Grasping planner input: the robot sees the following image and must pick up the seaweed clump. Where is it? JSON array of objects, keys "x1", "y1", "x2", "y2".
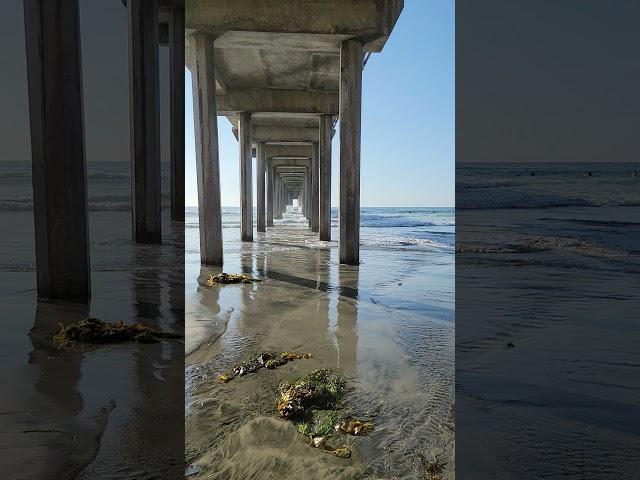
[
  {"x1": 217, "y1": 351, "x2": 312, "y2": 383},
  {"x1": 307, "y1": 437, "x2": 352, "y2": 458},
  {"x1": 335, "y1": 418, "x2": 374, "y2": 436},
  {"x1": 414, "y1": 452, "x2": 447, "y2": 480},
  {"x1": 276, "y1": 369, "x2": 346, "y2": 419},
  {"x1": 54, "y1": 317, "x2": 181, "y2": 346},
  {"x1": 206, "y1": 273, "x2": 261, "y2": 286},
  {"x1": 278, "y1": 369, "x2": 375, "y2": 460}
]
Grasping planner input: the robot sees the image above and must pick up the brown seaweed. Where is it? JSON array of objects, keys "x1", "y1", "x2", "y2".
[
  {"x1": 206, "y1": 273, "x2": 261, "y2": 286},
  {"x1": 276, "y1": 369, "x2": 346, "y2": 419},
  {"x1": 218, "y1": 351, "x2": 312, "y2": 383},
  {"x1": 53, "y1": 317, "x2": 181, "y2": 346},
  {"x1": 335, "y1": 418, "x2": 374, "y2": 436}
]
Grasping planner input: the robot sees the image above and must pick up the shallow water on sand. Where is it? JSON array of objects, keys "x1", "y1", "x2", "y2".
[
  {"x1": 0, "y1": 161, "x2": 184, "y2": 479},
  {"x1": 185, "y1": 208, "x2": 455, "y2": 479}
]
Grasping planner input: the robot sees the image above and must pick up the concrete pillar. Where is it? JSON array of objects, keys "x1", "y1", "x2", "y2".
[
  {"x1": 274, "y1": 172, "x2": 282, "y2": 220},
  {"x1": 191, "y1": 33, "x2": 223, "y2": 266},
  {"x1": 128, "y1": 0, "x2": 161, "y2": 243},
  {"x1": 256, "y1": 142, "x2": 266, "y2": 232},
  {"x1": 305, "y1": 167, "x2": 312, "y2": 226},
  {"x1": 281, "y1": 182, "x2": 287, "y2": 214},
  {"x1": 267, "y1": 163, "x2": 274, "y2": 227},
  {"x1": 311, "y1": 142, "x2": 320, "y2": 232},
  {"x1": 319, "y1": 115, "x2": 332, "y2": 241},
  {"x1": 169, "y1": 7, "x2": 185, "y2": 222},
  {"x1": 239, "y1": 112, "x2": 253, "y2": 241},
  {"x1": 24, "y1": 0, "x2": 90, "y2": 302},
  {"x1": 339, "y1": 40, "x2": 363, "y2": 265}
]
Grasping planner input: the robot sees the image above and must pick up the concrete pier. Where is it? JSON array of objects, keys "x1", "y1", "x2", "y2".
[
  {"x1": 190, "y1": 33, "x2": 224, "y2": 266},
  {"x1": 339, "y1": 39, "x2": 363, "y2": 265},
  {"x1": 128, "y1": 0, "x2": 162, "y2": 244},
  {"x1": 319, "y1": 114, "x2": 332, "y2": 241},
  {"x1": 306, "y1": 167, "x2": 312, "y2": 225},
  {"x1": 267, "y1": 164, "x2": 274, "y2": 227},
  {"x1": 169, "y1": 6, "x2": 185, "y2": 222},
  {"x1": 239, "y1": 112, "x2": 253, "y2": 241},
  {"x1": 24, "y1": 0, "x2": 90, "y2": 302},
  {"x1": 311, "y1": 142, "x2": 320, "y2": 232},
  {"x1": 256, "y1": 142, "x2": 266, "y2": 232},
  {"x1": 274, "y1": 172, "x2": 282, "y2": 219},
  {"x1": 186, "y1": 0, "x2": 403, "y2": 263}
]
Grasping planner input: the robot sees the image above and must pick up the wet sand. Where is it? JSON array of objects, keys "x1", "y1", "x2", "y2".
[
  {"x1": 0, "y1": 209, "x2": 185, "y2": 479},
  {"x1": 185, "y1": 210, "x2": 455, "y2": 479}
]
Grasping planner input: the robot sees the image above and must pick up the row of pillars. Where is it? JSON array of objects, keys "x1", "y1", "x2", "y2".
[
  {"x1": 193, "y1": 35, "x2": 363, "y2": 266},
  {"x1": 23, "y1": 0, "x2": 185, "y2": 302}
]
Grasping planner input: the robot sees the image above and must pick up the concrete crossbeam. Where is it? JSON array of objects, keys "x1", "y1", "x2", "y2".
[
  {"x1": 186, "y1": 0, "x2": 404, "y2": 52},
  {"x1": 232, "y1": 125, "x2": 322, "y2": 143},
  {"x1": 264, "y1": 144, "x2": 313, "y2": 158},
  {"x1": 217, "y1": 88, "x2": 338, "y2": 114}
]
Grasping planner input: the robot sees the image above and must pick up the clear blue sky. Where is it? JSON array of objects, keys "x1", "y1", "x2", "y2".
[{"x1": 185, "y1": 1, "x2": 454, "y2": 207}]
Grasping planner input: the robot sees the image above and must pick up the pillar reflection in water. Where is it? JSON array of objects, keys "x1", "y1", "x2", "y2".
[{"x1": 336, "y1": 265, "x2": 359, "y2": 378}]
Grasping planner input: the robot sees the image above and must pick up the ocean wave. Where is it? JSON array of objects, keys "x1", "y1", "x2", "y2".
[
  {"x1": 0, "y1": 170, "x2": 172, "y2": 180},
  {"x1": 0, "y1": 170, "x2": 31, "y2": 179},
  {"x1": 361, "y1": 237, "x2": 452, "y2": 249},
  {"x1": 457, "y1": 180, "x2": 521, "y2": 190},
  {"x1": 458, "y1": 196, "x2": 640, "y2": 210},
  {"x1": 457, "y1": 234, "x2": 632, "y2": 257}
]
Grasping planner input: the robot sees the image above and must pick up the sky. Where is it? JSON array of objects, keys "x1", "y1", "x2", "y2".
[
  {"x1": 457, "y1": 0, "x2": 640, "y2": 163},
  {"x1": 185, "y1": 1, "x2": 455, "y2": 207}
]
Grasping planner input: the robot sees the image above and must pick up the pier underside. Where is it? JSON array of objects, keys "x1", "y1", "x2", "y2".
[{"x1": 187, "y1": 0, "x2": 403, "y2": 266}]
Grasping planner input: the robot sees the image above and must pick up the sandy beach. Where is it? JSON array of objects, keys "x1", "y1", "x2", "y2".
[
  {"x1": 185, "y1": 207, "x2": 455, "y2": 479},
  {"x1": 0, "y1": 161, "x2": 185, "y2": 479}
]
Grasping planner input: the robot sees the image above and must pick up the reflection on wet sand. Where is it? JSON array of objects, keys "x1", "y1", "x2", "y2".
[
  {"x1": 185, "y1": 210, "x2": 454, "y2": 479},
  {"x1": 336, "y1": 266, "x2": 359, "y2": 379},
  {"x1": 1, "y1": 208, "x2": 184, "y2": 479}
]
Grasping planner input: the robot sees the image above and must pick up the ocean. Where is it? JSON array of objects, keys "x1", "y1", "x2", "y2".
[{"x1": 456, "y1": 162, "x2": 640, "y2": 479}]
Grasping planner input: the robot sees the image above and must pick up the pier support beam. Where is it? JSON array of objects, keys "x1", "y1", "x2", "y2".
[
  {"x1": 169, "y1": 6, "x2": 185, "y2": 222},
  {"x1": 311, "y1": 142, "x2": 320, "y2": 232},
  {"x1": 128, "y1": 0, "x2": 161, "y2": 243},
  {"x1": 319, "y1": 115, "x2": 332, "y2": 241},
  {"x1": 305, "y1": 168, "x2": 312, "y2": 225},
  {"x1": 267, "y1": 164, "x2": 274, "y2": 227},
  {"x1": 299, "y1": 180, "x2": 305, "y2": 217},
  {"x1": 339, "y1": 40, "x2": 363, "y2": 265},
  {"x1": 191, "y1": 33, "x2": 223, "y2": 266},
  {"x1": 274, "y1": 173, "x2": 282, "y2": 219},
  {"x1": 24, "y1": 0, "x2": 90, "y2": 302},
  {"x1": 256, "y1": 142, "x2": 266, "y2": 232},
  {"x1": 239, "y1": 112, "x2": 253, "y2": 241}
]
